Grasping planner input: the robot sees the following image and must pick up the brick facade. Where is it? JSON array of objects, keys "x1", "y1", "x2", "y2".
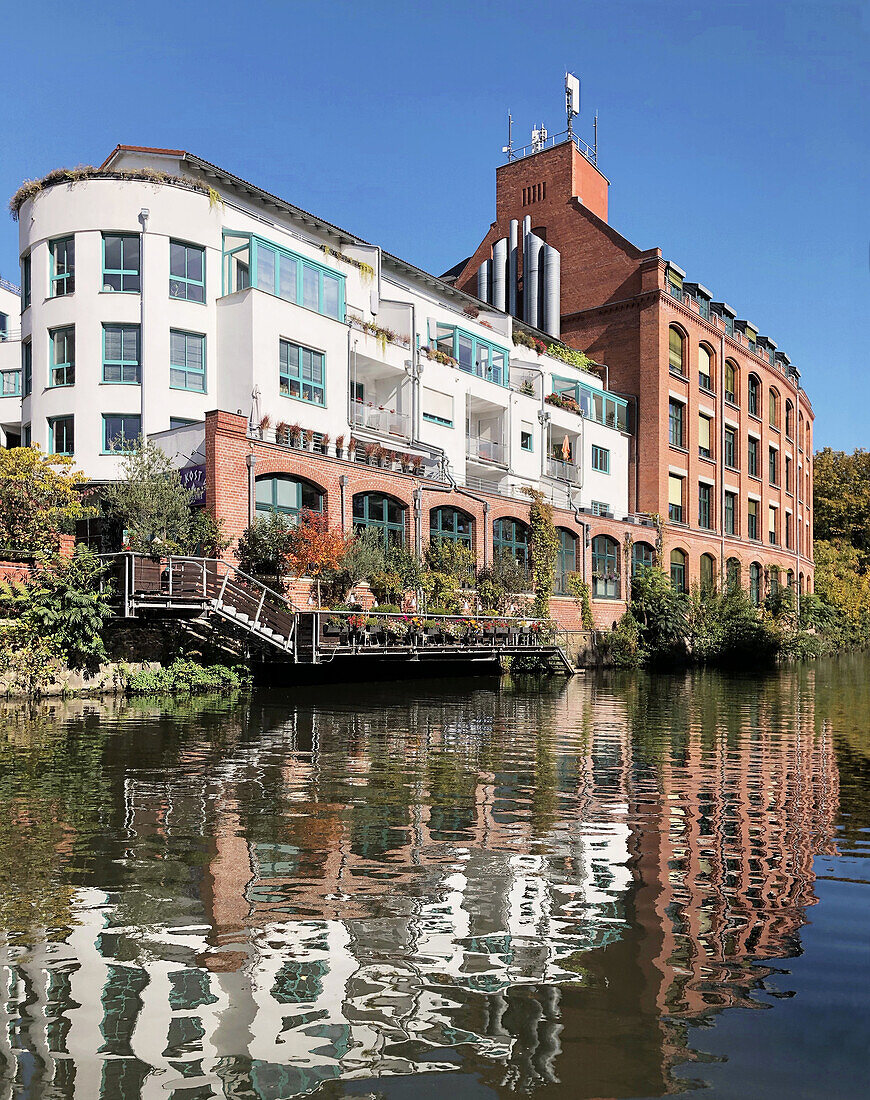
[
  {"x1": 204, "y1": 410, "x2": 644, "y2": 629},
  {"x1": 454, "y1": 141, "x2": 815, "y2": 596}
]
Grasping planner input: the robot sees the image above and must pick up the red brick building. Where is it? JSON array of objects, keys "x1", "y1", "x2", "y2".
[{"x1": 453, "y1": 139, "x2": 814, "y2": 596}]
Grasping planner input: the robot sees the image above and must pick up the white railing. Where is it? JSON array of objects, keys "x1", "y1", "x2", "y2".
[
  {"x1": 352, "y1": 401, "x2": 411, "y2": 439},
  {"x1": 0, "y1": 329, "x2": 21, "y2": 343},
  {"x1": 546, "y1": 457, "x2": 581, "y2": 483},
  {"x1": 466, "y1": 436, "x2": 506, "y2": 465}
]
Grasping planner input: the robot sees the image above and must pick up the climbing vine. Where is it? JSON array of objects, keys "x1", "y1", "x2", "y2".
[
  {"x1": 524, "y1": 489, "x2": 560, "y2": 619},
  {"x1": 566, "y1": 573, "x2": 594, "y2": 629}
]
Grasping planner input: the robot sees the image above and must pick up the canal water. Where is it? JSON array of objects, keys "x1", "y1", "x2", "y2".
[{"x1": 1, "y1": 657, "x2": 868, "y2": 1100}]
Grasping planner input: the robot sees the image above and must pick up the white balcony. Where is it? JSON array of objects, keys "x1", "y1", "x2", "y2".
[
  {"x1": 546, "y1": 457, "x2": 581, "y2": 483},
  {"x1": 466, "y1": 435, "x2": 506, "y2": 466},
  {"x1": 352, "y1": 400, "x2": 411, "y2": 440}
]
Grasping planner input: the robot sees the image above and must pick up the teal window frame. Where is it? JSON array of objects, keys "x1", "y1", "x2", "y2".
[
  {"x1": 255, "y1": 474, "x2": 324, "y2": 520},
  {"x1": 221, "y1": 232, "x2": 345, "y2": 322},
  {"x1": 553, "y1": 376, "x2": 629, "y2": 431},
  {"x1": 668, "y1": 399, "x2": 684, "y2": 448},
  {"x1": 670, "y1": 549, "x2": 687, "y2": 593},
  {"x1": 169, "y1": 240, "x2": 205, "y2": 302},
  {"x1": 102, "y1": 325, "x2": 141, "y2": 384},
  {"x1": 48, "y1": 415, "x2": 74, "y2": 456},
  {"x1": 21, "y1": 254, "x2": 31, "y2": 309},
  {"x1": 631, "y1": 541, "x2": 656, "y2": 576},
  {"x1": 49, "y1": 326, "x2": 75, "y2": 387},
  {"x1": 170, "y1": 330, "x2": 206, "y2": 392},
  {"x1": 1, "y1": 369, "x2": 21, "y2": 396},
  {"x1": 493, "y1": 517, "x2": 530, "y2": 567},
  {"x1": 353, "y1": 492, "x2": 406, "y2": 550},
  {"x1": 279, "y1": 339, "x2": 325, "y2": 406},
  {"x1": 49, "y1": 237, "x2": 75, "y2": 297},
  {"x1": 101, "y1": 234, "x2": 141, "y2": 293},
  {"x1": 429, "y1": 322, "x2": 510, "y2": 388},
  {"x1": 724, "y1": 427, "x2": 737, "y2": 469},
  {"x1": 423, "y1": 411, "x2": 453, "y2": 428},
  {"x1": 592, "y1": 535, "x2": 621, "y2": 599},
  {"x1": 430, "y1": 506, "x2": 473, "y2": 547},
  {"x1": 22, "y1": 341, "x2": 32, "y2": 396},
  {"x1": 591, "y1": 500, "x2": 610, "y2": 516},
  {"x1": 169, "y1": 417, "x2": 200, "y2": 430},
  {"x1": 554, "y1": 527, "x2": 577, "y2": 594},
  {"x1": 520, "y1": 429, "x2": 533, "y2": 452},
  {"x1": 591, "y1": 444, "x2": 610, "y2": 473},
  {"x1": 102, "y1": 414, "x2": 141, "y2": 454},
  {"x1": 724, "y1": 491, "x2": 736, "y2": 535}
]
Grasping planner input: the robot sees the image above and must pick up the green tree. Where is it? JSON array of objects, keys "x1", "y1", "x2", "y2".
[
  {"x1": 813, "y1": 448, "x2": 870, "y2": 555},
  {"x1": 0, "y1": 447, "x2": 93, "y2": 557},
  {"x1": 102, "y1": 440, "x2": 195, "y2": 555},
  {"x1": 236, "y1": 514, "x2": 296, "y2": 590},
  {"x1": 525, "y1": 488, "x2": 560, "y2": 619}
]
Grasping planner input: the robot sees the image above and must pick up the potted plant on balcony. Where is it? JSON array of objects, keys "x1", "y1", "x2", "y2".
[
  {"x1": 348, "y1": 612, "x2": 367, "y2": 643},
  {"x1": 346, "y1": 437, "x2": 356, "y2": 461},
  {"x1": 399, "y1": 452, "x2": 413, "y2": 473},
  {"x1": 364, "y1": 442, "x2": 378, "y2": 466},
  {"x1": 257, "y1": 414, "x2": 271, "y2": 440},
  {"x1": 288, "y1": 422, "x2": 301, "y2": 447},
  {"x1": 300, "y1": 428, "x2": 311, "y2": 451},
  {"x1": 335, "y1": 434, "x2": 345, "y2": 459},
  {"x1": 319, "y1": 433, "x2": 330, "y2": 456},
  {"x1": 381, "y1": 449, "x2": 393, "y2": 469},
  {"x1": 414, "y1": 458, "x2": 425, "y2": 476},
  {"x1": 519, "y1": 379, "x2": 535, "y2": 397}
]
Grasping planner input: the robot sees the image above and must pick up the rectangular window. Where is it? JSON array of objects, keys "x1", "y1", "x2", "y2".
[
  {"x1": 668, "y1": 475, "x2": 683, "y2": 523},
  {"x1": 785, "y1": 455, "x2": 792, "y2": 492},
  {"x1": 103, "y1": 413, "x2": 141, "y2": 452},
  {"x1": 1, "y1": 369, "x2": 21, "y2": 396},
  {"x1": 50, "y1": 237, "x2": 75, "y2": 297},
  {"x1": 102, "y1": 234, "x2": 141, "y2": 292},
  {"x1": 49, "y1": 415, "x2": 74, "y2": 455},
  {"x1": 22, "y1": 424, "x2": 31, "y2": 447},
  {"x1": 669, "y1": 400, "x2": 684, "y2": 448},
  {"x1": 591, "y1": 444, "x2": 610, "y2": 473},
  {"x1": 769, "y1": 446, "x2": 778, "y2": 486},
  {"x1": 724, "y1": 427, "x2": 737, "y2": 468},
  {"x1": 748, "y1": 437, "x2": 759, "y2": 477},
  {"x1": 431, "y1": 323, "x2": 510, "y2": 388},
  {"x1": 279, "y1": 339, "x2": 325, "y2": 405},
  {"x1": 769, "y1": 505, "x2": 778, "y2": 545},
  {"x1": 785, "y1": 512, "x2": 792, "y2": 548},
  {"x1": 747, "y1": 500, "x2": 759, "y2": 540},
  {"x1": 169, "y1": 417, "x2": 199, "y2": 430},
  {"x1": 233, "y1": 234, "x2": 345, "y2": 320},
  {"x1": 724, "y1": 491, "x2": 736, "y2": 535},
  {"x1": 22, "y1": 341, "x2": 32, "y2": 396},
  {"x1": 49, "y1": 326, "x2": 75, "y2": 387},
  {"x1": 169, "y1": 241, "x2": 205, "y2": 302},
  {"x1": 170, "y1": 330, "x2": 206, "y2": 392},
  {"x1": 21, "y1": 254, "x2": 31, "y2": 309},
  {"x1": 591, "y1": 500, "x2": 610, "y2": 516},
  {"x1": 520, "y1": 427, "x2": 533, "y2": 451},
  {"x1": 103, "y1": 325, "x2": 141, "y2": 383},
  {"x1": 421, "y1": 387, "x2": 453, "y2": 427},
  {"x1": 698, "y1": 414, "x2": 712, "y2": 459},
  {"x1": 698, "y1": 483, "x2": 712, "y2": 529}
]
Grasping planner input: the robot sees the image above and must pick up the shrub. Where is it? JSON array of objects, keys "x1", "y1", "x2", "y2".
[
  {"x1": 236, "y1": 515, "x2": 296, "y2": 589},
  {"x1": 126, "y1": 659, "x2": 251, "y2": 695}
]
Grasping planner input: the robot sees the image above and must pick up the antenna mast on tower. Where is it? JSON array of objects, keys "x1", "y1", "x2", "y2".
[{"x1": 502, "y1": 112, "x2": 514, "y2": 161}]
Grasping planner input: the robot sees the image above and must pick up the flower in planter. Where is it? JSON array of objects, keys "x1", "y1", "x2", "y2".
[{"x1": 348, "y1": 613, "x2": 367, "y2": 633}]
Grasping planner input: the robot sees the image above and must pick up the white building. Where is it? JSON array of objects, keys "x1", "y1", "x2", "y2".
[
  {"x1": 10, "y1": 146, "x2": 631, "y2": 517},
  {"x1": 0, "y1": 276, "x2": 22, "y2": 449}
]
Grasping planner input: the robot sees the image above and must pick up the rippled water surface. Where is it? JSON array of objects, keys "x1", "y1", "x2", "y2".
[{"x1": 1, "y1": 658, "x2": 869, "y2": 1099}]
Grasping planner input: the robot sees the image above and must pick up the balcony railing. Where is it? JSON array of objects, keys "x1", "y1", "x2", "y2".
[
  {"x1": 466, "y1": 435, "x2": 506, "y2": 465},
  {"x1": 352, "y1": 401, "x2": 411, "y2": 439},
  {"x1": 0, "y1": 329, "x2": 21, "y2": 343},
  {"x1": 546, "y1": 457, "x2": 581, "y2": 483}
]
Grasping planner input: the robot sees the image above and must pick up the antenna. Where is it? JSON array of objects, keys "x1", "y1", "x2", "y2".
[
  {"x1": 565, "y1": 72, "x2": 580, "y2": 136},
  {"x1": 532, "y1": 124, "x2": 548, "y2": 153},
  {"x1": 502, "y1": 111, "x2": 514, "y2": 161},
  {"x1": 594, "y1": 111, "x2": 598, "y2": 164}
]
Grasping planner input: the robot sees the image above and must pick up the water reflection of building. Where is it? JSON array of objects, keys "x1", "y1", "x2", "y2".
[{"x1": 0, "y1": 678, "x2": 841, "y2": 1099}]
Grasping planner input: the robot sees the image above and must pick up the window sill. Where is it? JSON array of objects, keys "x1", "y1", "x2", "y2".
[
  {"x1": 748, "y1": 412, "x2": 762, "y2": 424},
  {"x1": 669, "y1": 369, "x2": 687, "y2": 381},
  {"x1": 669, "y1": 443, "x2": 689, "y2": 455},
  {"x1": 725, "y1": 463, "x2": 740, "y2": 473},
  {"x1": 748, "y1": 474, "x2": 762, "y2": 483},
  {"x1": 279, "y1": 390, "x2": 326, "y2": 408},
  {"x1": 725, "y1": 397, "x2": 739, "y2": 408},
  {"x1": 169, "y1": 293, "x2": 207, "y2": 305},
  {"x1": 47, "y1": 382, "x2": 75, "y2": 390},
  {"x1": 100, "y1": 380, "x2": 141, "y2": 386},
  {"x1": 698, "y1": 452, "x2": 715, "y2": 464},
  {"x1": 99, "y1": 289, "x2": 141, "y2": 296},
  {"x1": 169, "y1": 385, "x2": 208, "y2": 395},
  {"x1": 699, "y1": 384, "x2": 715, "y2": 396}
]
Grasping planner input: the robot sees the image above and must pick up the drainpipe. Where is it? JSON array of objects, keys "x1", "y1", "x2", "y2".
[
  {"x1": 413, "y1": 486, "x2": 423, "y2": 556},
  {"x1": 246, "y1": 453, "x2": 256, "y2": 525},
  {"x1": 138, "y1": 208, "x2": 149, "y2": 440}
]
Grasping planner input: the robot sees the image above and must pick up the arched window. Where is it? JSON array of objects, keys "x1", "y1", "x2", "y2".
[
  {"x1": 353, "y1": 492, "x2": 406, "y2": 550},
  {"x1": 726, "y1": 557, "x2": 741, "y2": 591},
  {"x1": 255, "y1": 473, "x2": 324, "y2": 520},
  {"x1": 799, "y1": 571, "x2": 805, "y2": 594},
  {"x1": 554, "y1": 528, "x2": 578, "y2": 594},
  {"x1": 700, "y1": 553, "x2": 716, "y2": 594},
  {"x1": 805, "y1": 422, "x2": 811, "y2": 453},
  {"x1": 725, "y1": 359, "x2": 738, "y2": 404},
  {"x1": 632, "y1": 541, "x2": 656, "y2": 576},
  {"x1": 749, "y1": 561, "x2": 762, "y2": 605},
  {"x1": 747, "y1": 374, "x2": 761, "y2": 417},
  {"x1": 698, "y1": 344, "x2": 713, "y2": 391},
  {"x1": 493, "y1": 517, "x2": 530, "y2": 567},
  {"x1": 430, "y1": 506, "x2": 473, "y2": 547},
  {"x1": 769, "y1": 387, "x2": 780, "y2": 429},
  {"x1": 670, "y1": 549, "x2": 687, "y2": 593},
  {"x1": 785, "y1": 400, "x2": 794, "y2": 438},
  {"x1": 668, "y1": 326, "x2": 684, "y2": 375},
  {"x1": 592, "y1": 535, "x2": 620, "y2": 599}
]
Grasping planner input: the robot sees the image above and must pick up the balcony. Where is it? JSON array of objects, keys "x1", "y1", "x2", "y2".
[
  {"x1": 466, "y1": 435, "x2": 506, "y2": 466},
  {"x1": 352, "y1": 400, "x2": 410, "y2": 440},
  {"x1": 546, "y1": 457, "x2": 581, "y2": 484}
]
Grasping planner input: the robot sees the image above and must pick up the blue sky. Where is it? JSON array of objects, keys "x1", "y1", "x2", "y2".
[{"x1": 2, "y1": 0, "x2": 866, "y2": 449}]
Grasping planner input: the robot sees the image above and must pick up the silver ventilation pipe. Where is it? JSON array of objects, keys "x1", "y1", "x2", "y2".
[
  {"x1": 492, "y1": 237, "x2": 507, "y2": 311},
  {"x1": 477, "y1": 259, "x2": 492, "y2": 304},
  {"x1": 508, "y1": 219, "x2": 518, "y2": 317},
  {"x1": 543, "y1": 245, "x2": 561, "y2": 339},
  {"x1": 524, "y1": 232, "x2": 543, "y2": 329}
]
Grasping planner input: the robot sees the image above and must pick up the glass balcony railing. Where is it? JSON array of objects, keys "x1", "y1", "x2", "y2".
[
  {"x1": 466, "y1": 436, "x2": 506, "y2": 465},
  {"x1": 546, "y1": 457, "x2": 580, "y2": 483},
  {"x1": 351, "y1": 401, "x2": 410, "y2": 439}
]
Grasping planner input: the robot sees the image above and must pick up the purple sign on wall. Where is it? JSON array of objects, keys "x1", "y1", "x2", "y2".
[{"x1": 180, "y1": 464, "x2": 206, "y2": 506}]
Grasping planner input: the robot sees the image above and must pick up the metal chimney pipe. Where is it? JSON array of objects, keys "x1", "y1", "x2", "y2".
[
  {"x1": 492, "y1": 238, "x2": 507, "y2": 311},
  {"x1": 524, "y1": 233, "x2": 543, "y2": 329},
  {"x1": 477, "y1": 259, "x2": 492, "y2": 304},
  {"x1": 508, "y1": 219, "x2": 518, "y2": 317},
  {"x1": 543, "y1": 245, "x2": 561, "y2": 338}
]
